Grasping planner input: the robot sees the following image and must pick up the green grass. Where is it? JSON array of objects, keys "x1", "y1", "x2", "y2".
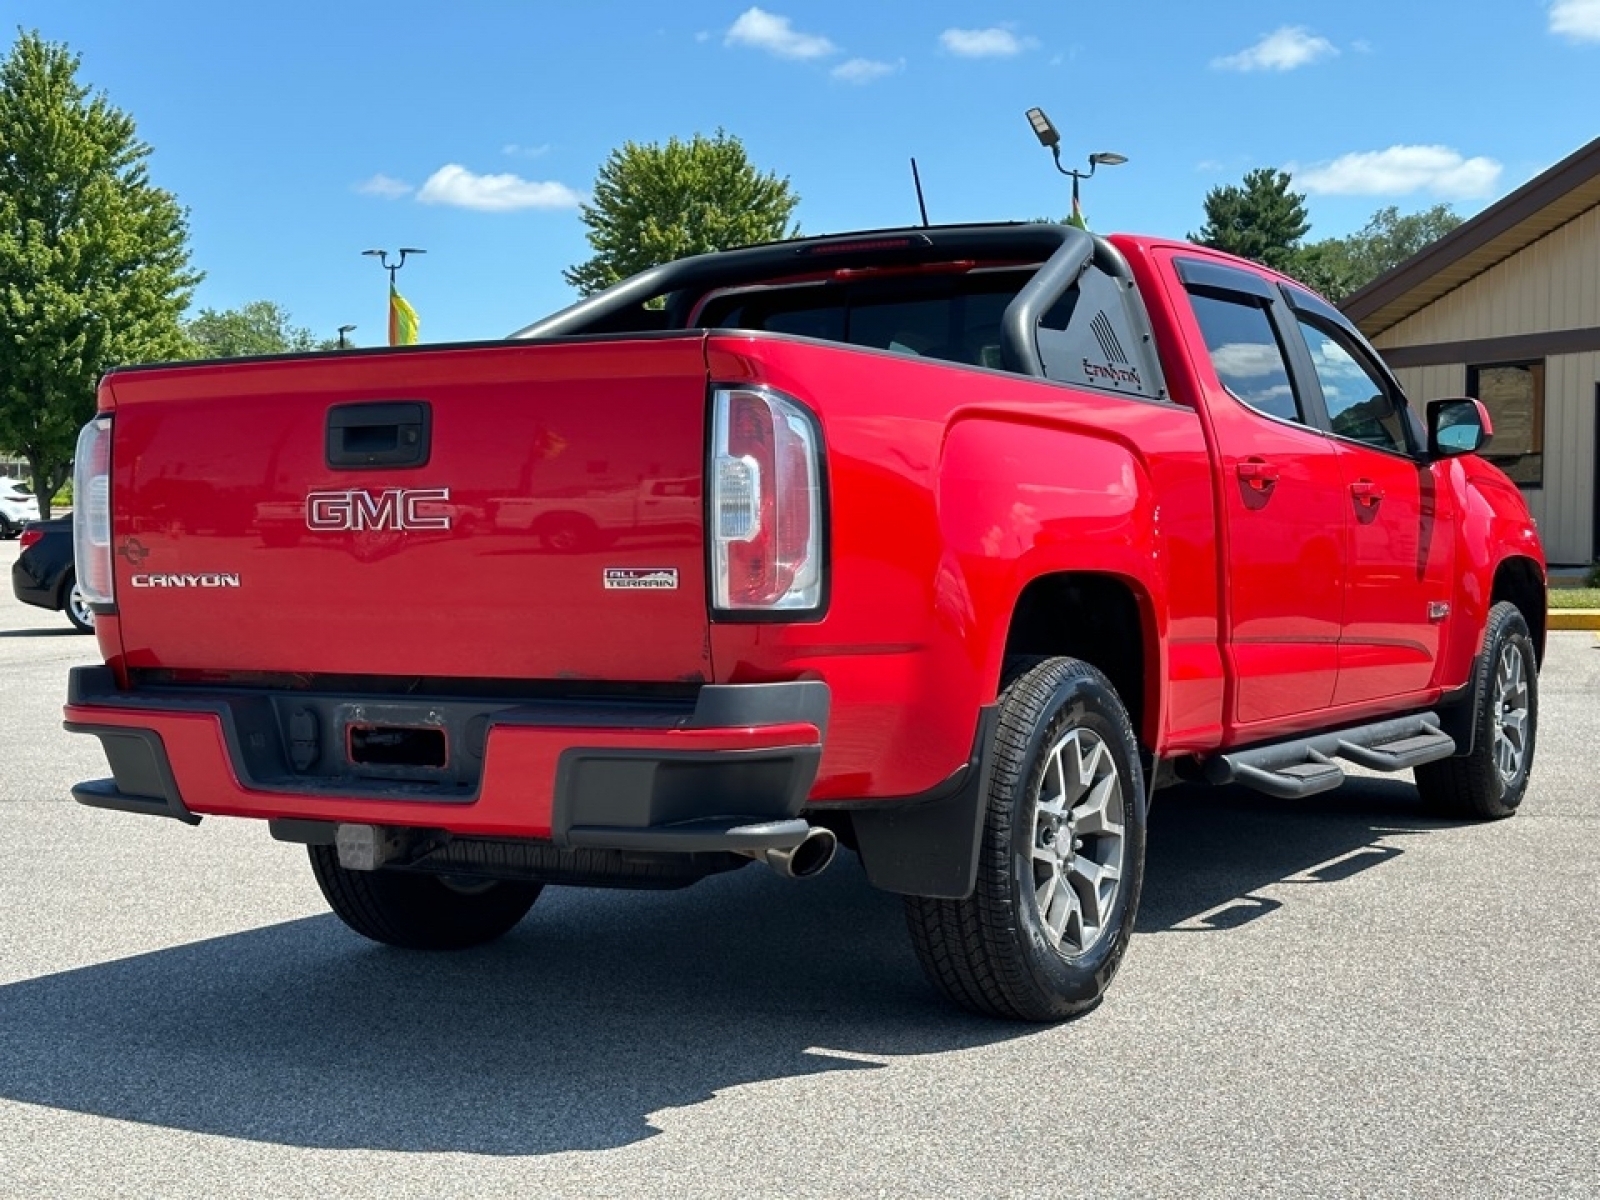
[{"x1": 1550, "y1": 587, "x2": 1600, "y2": 610}]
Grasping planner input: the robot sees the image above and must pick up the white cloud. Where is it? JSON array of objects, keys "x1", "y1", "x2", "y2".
[
  {"x1": 1291, "y1": 145, "x2": 1502, "y2": 198},
  {"x1": 1212, "y1": 26, "x2": 1337, "y2": 71},
  {"x1": 1211, "y1": 343, "x2": 1289, "y2": 379},
  {"x1": 939, "y1": 27, "x2": 1037, "y2": 58},
  {"x1": 1550, "y1": 0, "x2": 1600, "y2": 40},
  {"x1": 355, "y1": 174, "x2": 413, "y2": 199},
  {"x1": 832, "y1": 57, "x2": 900, "y2": 84},
  {"x1": 416, "y1": 165, "x2": 582, "y2": 212},
  {"x1": 501, "y1": 143, "x2": 551, "y2": 159},
  {"x1": 725, "y1": 8, "x2": 836, "y2": 59}
]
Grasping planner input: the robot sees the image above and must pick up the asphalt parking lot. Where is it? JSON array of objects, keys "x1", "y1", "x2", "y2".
[{"x1": 2, "y1": 536, "x2": 1596, "y2": 1199}]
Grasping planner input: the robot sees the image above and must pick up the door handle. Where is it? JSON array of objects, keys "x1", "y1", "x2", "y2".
[
  {"x1": 1236, "y1": 460, "x2": 1279, "y2": 491},
  {"x1": 327, "y1": 401, "x2": 431, "y2": 469},
  {"x1": 1350, "y1": 479, "x2": 1384, "y2": 508}
]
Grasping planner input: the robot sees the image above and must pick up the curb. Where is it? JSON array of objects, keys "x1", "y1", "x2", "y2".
[{"x1": 1549, "y1": 610, "x2": 1600, "y2": 631}]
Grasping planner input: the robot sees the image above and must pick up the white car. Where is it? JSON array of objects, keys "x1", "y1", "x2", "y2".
[{"x1": 0, "y1": 479, "x2": 37, "y2": 539}]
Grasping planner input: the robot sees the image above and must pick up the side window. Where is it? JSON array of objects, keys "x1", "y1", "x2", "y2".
[
  {"x1": 1294, "y1": 317, "x2": 1410, "y2": 455},
  {"x1": 1187, "y1": 292, "x2": 1303, "y2": 423}
]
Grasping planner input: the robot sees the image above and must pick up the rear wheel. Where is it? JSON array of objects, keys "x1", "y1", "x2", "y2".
[
  {"x1": 0, "y1": 514, "x2": 15, "y2": 540},
  {"x1": 1416, "y1": 601, "x2": 1538, "y2": 820},
  {"x1": 63, "y1": 573, "x2": 95, "y2": 634},
  {"x1": 309, "y1": 845, "x2": 542, "y2": 949},
  {"x1": 904, "y1": 657, "x2": 1146, "y2": 1021}
]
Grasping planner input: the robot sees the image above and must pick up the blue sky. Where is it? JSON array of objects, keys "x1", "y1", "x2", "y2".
[{"x1": 10, "y1": 1, "x2": 1600, "y2": 346}]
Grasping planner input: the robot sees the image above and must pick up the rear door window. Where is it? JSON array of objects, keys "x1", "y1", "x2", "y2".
[{"x1": 1187, "y1": 293, "x2": 1304, "y2": 424}]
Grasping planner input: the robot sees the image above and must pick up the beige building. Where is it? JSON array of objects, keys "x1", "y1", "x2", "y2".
[{"x1": 1343, "y1": 137, "x2": 1600, "y2": 567}]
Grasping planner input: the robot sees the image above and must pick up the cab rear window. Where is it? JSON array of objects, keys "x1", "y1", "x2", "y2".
[{"x1": 698, "y1": 271, "x2": 1034, "y2": 370}]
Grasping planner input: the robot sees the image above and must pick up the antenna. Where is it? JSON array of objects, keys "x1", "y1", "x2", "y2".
[{"x1": 910, "y1": 158, "x2": 930, "y2": 227}]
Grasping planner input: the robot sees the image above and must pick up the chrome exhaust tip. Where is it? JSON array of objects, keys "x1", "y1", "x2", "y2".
[{"x1": 757, "y1": 826, "x2": 837, "y2": 880}]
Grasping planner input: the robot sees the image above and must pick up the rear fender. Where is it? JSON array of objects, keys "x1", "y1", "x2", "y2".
[{"x1": 937, "y1": 415, "x2": 1169, "y2": 746}]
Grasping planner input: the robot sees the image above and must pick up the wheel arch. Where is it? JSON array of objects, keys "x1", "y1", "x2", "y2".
[
  {"x1": 1001, "y1": 571, "x2": 1161, "y2": 750},
  {"x1": 1440, "y1": 562, "x2": 1545, "y2": 756},
  {"x1": 1492, "y1": 555, "x2": 1546, "y2": 665}
]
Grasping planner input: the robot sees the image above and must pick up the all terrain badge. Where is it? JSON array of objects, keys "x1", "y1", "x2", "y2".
[{"x1": 603, "y1": 567, "x2": 679, "y2": 590}]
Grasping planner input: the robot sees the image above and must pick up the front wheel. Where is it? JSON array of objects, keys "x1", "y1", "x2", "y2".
[
  {"x1": 309, "y1": 846, "x2": 542, "y2": 950},
  {"x1": 1416, "y1": 601, "x2": 1538, "y2": 820},
  {"x1": 905, "y1": 657, "x2": 1147, "y2": 1021}
]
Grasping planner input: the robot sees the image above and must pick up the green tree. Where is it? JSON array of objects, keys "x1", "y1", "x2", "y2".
[
  {"x1": 564, "y1": 129, "x2": 799, "y2": 297},
  {"x1": 185, "y1": 300, "x2": 331, "y2": 358},
  {"x1": 1190, "y1": 168, "x2": 1313, "y2": 276},
  {"x1": 0, "y1": 31, "x2": 198, "y2": 519},
  {"x1": 1303, "y1": 204, "x2": 1463, "y2": 303}
]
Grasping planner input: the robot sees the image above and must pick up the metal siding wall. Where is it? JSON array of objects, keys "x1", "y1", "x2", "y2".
[
  {"x1": 1394, "y1": 364, "x2": 1465, "y2": 404},
  {"x1": 1372, "y1": 207, "x2": 1600, "y2": 565},
  {"x1": 1373, "y1": 205, "x2": 1600, "y2": 348},
  {"x1": 1544, "y1": 352, "x2": 1598, "y2": 564}
]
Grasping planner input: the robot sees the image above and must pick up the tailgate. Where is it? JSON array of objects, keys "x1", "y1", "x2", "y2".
[{"x1": 105, "y1": 337, "x2": 715, "y2": 682}]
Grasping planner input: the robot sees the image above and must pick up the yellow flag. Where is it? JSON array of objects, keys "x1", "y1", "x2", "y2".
[{"x1": 389, "y1": 284, "x2": 419, "y2": 345}]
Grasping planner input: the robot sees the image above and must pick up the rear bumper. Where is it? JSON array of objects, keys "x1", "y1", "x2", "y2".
[
  {"x1": 63, "y1": 666, "x2": 827, "y2": 852},
  {"x1": 10, "y1": 556, "x2": 60, "y2": 612}
]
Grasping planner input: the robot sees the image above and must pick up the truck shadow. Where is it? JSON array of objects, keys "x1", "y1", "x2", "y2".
[
  {"x1": 1139, "y1": 775, "x2": 1452, "y2": 933},
  {"x1": 0, "y1": 775, "x2": 1447, "y2": 1155},
  {"x1": 0, "y1": 863, "x2": 1012, "y2": 1155}
]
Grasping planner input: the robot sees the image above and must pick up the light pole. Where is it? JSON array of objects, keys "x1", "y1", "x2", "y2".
[
  {"x1": 1024, "y1": 107, "x2": 1127, "y2": 225},
  {"x1": 336, "y1": 324, "x2": 356, "y2": 350},
  {"x1": 361, "y1": 246, "x2": 426, "y2": 288},
  {"x1": 362, "y1": 247, "x2": 425, "y2": 345}
]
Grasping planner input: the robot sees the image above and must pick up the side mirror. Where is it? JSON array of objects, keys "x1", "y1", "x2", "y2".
[{"x1": 1427, "y1": 397, "x2": 1494, "y2": 459}]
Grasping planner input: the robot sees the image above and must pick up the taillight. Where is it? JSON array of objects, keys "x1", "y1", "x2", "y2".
[
  {"x1": 710, "y1": 387, "x2": 823, "y2": 612},
  {"x1": 73, "y1": 415, "x2": 114, "y2": 607},
  {"x1": 18, "y1": 526, "x2": 43, "y2": 552}
]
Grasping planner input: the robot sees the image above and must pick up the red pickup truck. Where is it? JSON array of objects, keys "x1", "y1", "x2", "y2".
[{"x1": 64, "y1": 224, "x2": 1545, "y2": 1021}]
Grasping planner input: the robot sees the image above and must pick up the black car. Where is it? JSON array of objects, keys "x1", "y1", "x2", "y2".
[{"x1": 12, "y1": 517, "x2": 93, "y2": 633}]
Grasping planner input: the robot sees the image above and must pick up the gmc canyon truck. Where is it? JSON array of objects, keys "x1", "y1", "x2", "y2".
[{"x1": 64, "y1": 224, "x2": 1545, "y2": 1021}]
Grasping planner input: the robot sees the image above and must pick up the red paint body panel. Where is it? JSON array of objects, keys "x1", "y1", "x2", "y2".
[
  {"x1": 1329, "y1": 441, "x2": 1458, "y2": 705},
  {"x1": 704, "y1": 334, "x2": 1214, "y2": 796},
  {"x1": 102, "y1": 341, "x2": 715, "y2": 683},
  {"x1": 68, "y1": 230, "x2": 1546, "y2": 847}
]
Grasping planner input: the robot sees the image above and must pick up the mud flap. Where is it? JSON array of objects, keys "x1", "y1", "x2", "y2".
[{"x1": 849, "y1": 707, "x2": 996, "y2": 900}]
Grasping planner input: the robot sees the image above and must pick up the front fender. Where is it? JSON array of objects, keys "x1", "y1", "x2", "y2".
[{"x1": 1439, "y1": 456, "x2": 1546, "y2": 688}]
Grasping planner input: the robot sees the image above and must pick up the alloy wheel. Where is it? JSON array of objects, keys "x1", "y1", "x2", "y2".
[{"x1": 1029, "y1": 728, "x2": 1126, "y2": 958}]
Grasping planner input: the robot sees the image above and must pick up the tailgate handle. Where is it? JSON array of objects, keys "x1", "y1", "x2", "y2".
[{"x1": 326, "y1": 401, "x2": 431, "y2": 469}]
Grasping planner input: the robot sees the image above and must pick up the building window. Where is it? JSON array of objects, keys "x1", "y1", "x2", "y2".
[{"x1": 1467, "y1": 361, "x2": 1543, "y2": 487}]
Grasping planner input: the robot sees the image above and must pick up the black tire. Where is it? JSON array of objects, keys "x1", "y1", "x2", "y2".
[
  {"x1": 905, "y1": 657, "x2": 1147, "y2": 1022},
  {"x1": 309, "y1": 845, "x2": 542, "y2": 950},
  {"x1": 1415, "y1": 601, "x2": 1538, "y2": 820},
  {"x1": 0, "y1": 514, "x2": 15, "y2": 540},
  {"x1": 62, "y1": 572, "x2": 95, "y2": 634}
]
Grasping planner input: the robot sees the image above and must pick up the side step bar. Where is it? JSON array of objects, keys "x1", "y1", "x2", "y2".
[{"x1": 1204, "y1": 713, "x2": 1457, "y2": 799}]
